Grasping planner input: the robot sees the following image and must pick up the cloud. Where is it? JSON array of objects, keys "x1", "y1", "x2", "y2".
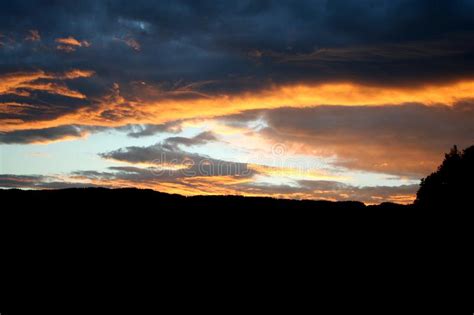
[
  {"x1": 11, "y1": 77, "x2": 474, "y2": 134},
  {"x1": 1, "y1": 1, "x2": 474, "y2": 136},
  {"x1": 100, "y1": 141, "x2": 253, "y2": 179},
  {"x1": 218, "y1": 101, "x2": 474, "y2": 177},
  {"x1": 163, "y1": 131, "x2": 217, "y2": 149},
  {"x1": 115, "y1": 37, "x2": 141, "y2": 51},
  {"x1": 55, "y1": 37, "x2": 87, "y2": 47},
  {"x1": 124, "y1": 122, "x2": 183, "y2": 138},
  {"x1": 0, "y1": 125, "x2": 104, "y2": 144},
  {"x1": 1, "y1": 1, "x2": 474, "y2": 92},
  {"x1": 55, "y1": 36, "x2": 91, "y2": 52},
  {"x1": 25, "y1": 30, "x2": 40, "y2": 42},
  {"x1": 0, "y1": 174, "x2": 107, "y2": 189},
  {"x1": 0, "y1": 69, "x2": 95, "y2": 130},
  {"x1": 0, "y1": 69, "x2": 94, "y2": 98},
  {"x1": 0, "y1": 174, "x2": 47, "y2": 188},
  {"x1": 279, "y1": 42, "x2": 468, "y2": 63}
]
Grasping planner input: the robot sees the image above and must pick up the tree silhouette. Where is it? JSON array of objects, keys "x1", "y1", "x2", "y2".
[{"x1": 416, "y1": 145, "x2": 474, "y2": 209}]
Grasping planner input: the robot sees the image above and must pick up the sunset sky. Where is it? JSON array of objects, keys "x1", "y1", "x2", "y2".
[{"x1": 2, "y1": 0, "x2": 474, "y2": 204}]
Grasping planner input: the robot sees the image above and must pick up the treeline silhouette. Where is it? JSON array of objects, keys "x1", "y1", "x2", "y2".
[
  {"x1": 1, "y1": 145, "x2": 472, "y2": 209},
  {"x1": 415, "y1": 144, "x2": 474, "y2": 209}
]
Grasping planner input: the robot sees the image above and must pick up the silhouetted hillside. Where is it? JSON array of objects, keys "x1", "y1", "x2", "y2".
[{"x1": 1, "y1": 188, "x2": 387, "y2": 210}]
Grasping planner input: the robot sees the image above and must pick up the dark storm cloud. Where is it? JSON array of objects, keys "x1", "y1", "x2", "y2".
[
  {"x1": 107, "y1": 0, "x2": 474, "y2": 89},
  {"x1": 2, "y1": 0, "x2": 474, "y2": 95},
  {"x1": 0, "y1": 125, "x2": 104, "y2": 144}
]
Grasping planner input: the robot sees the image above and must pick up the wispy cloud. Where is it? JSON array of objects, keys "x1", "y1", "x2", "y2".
[
  {"x1": 25, "y1": 29, "x2": 40, "y2": 42},
  {"x1": 0, "y1": 69, "x2": 94, "y2": 99},
  {"x1": 0, "y1": 125, "x2": 104, "y2": 144},
  {"x1": 55, "y1": 36, "x2": 91, "y2": 52}
]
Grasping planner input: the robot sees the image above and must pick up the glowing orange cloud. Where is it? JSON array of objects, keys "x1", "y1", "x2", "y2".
[
  {"x1": 129, "y1": 79, "x2": 474, "y2": 124},
  {"x1": 3, "y1": 78, "x2": 474, "y2": 133},
  {"x1": 87, "y1": 79, "x2": 474, "y2": 125},
  {"x1": 61, "y1": 69, "x2": 95, "y2": 79},
  {"x1": 0, "y1": 71, "x2": 50, "y2": 94},
  {"x1": 55, "y1": 36, "x2": 91, "y2": 52},
  {"x1": 55, "y1": 36, "x2": 90, "y2": 47},
  {"x1": 248, "y1": 164, "x2": 345, "y2": 182},
  {"x1": 0, "y1": 69, "x2": 94, "y2": 101}
]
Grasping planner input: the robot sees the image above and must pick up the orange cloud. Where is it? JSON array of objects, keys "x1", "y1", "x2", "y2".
[
  {"x1": 87, "y1": 79, "x2": 474, "y2": 126},
  {"x1": 248, "y1": 164, "x2": 345, "y2": 182},
  {"x1": 55, "y1": 36, "x2": 91, "y2": 52},
  {"x1": 61, "y1": 69, "x2": 95, "y2": 79},
  {"x1": 3, "y1": 78, "x2": 474, "y2": 133},
  {"x1": 0, "y1": 71, "x2": 50, "y2": 94},
  {"x1": 56, "y1": 36, "x2": 90, "y2": 47},
  {"x1": 0, "y1": 70, "x2": 94, "y2": 100},
  {"x1": 0, "y1": 70, "x2": 95, "y2": 132}
]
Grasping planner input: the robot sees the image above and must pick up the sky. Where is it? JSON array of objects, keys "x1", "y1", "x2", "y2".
[{"x1": 1, "y1": 0, "x2": 474, "y2": 204}]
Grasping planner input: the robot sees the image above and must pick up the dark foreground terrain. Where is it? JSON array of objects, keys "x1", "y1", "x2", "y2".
[{"x1": 1, "y1": 187, "x2": 410, "y2": 209}]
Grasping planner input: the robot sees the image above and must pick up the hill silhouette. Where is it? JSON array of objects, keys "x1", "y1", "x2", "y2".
[{"x1": 1, "y1": 187, "x2": 387, "y2": 210}]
